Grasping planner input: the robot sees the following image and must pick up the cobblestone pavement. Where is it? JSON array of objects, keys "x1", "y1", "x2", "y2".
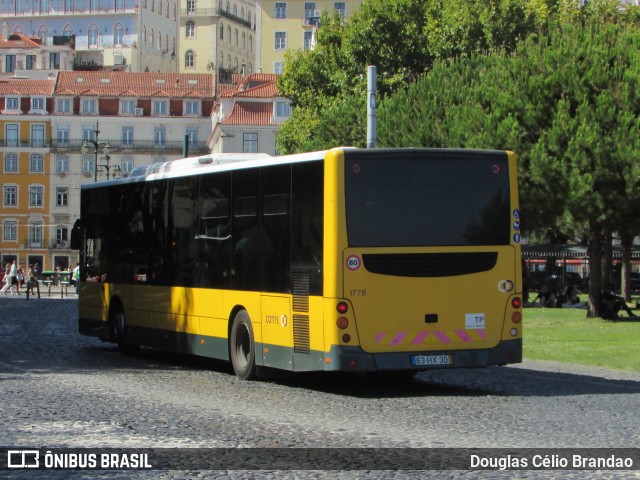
[{"x1": 0, "y1": 296, "x2": 639, "y2": 479}]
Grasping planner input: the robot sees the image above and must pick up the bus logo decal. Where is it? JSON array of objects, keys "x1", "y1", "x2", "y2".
[{"x1": 346, "y1": 255, "x2": 361, "y2": 271}]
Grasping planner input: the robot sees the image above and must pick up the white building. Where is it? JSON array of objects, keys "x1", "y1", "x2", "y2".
[{"x1": 0, "y1": 0, "x2": 179, "y2": 72}]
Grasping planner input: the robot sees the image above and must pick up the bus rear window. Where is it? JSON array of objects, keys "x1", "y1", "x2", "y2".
[{"x1": 344, "y1": 151, "x2": 511, "y2": 247}]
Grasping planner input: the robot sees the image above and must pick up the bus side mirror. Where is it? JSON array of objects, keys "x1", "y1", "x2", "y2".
[{"x1": 70, "y1": 219, "x2": 83, "y2": 250}]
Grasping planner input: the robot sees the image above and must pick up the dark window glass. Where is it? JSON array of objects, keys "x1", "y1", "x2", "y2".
[
  {"x1": 344, "y1": 151, "x2": 511, "y2": 247},
  {"x1": 232, "y1": 169, "x2": 259, "y2": 290},
  {"x1": 199, "y1": 172, "x2": 231, "y2": 288},
  {"x1": 261, "y1": 165, "x2": 290, "y2": 293},
  {"x1": 292, "y1": 161, "x2": 323, "y2": 295},
  {"x1": 170, "y1": 177, "x2": 199, "y2": 286}
]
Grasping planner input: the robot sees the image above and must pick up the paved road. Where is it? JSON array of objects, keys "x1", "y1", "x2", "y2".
[{"x1": 1, "y1": 296, "x2": 639, "y2": 479}]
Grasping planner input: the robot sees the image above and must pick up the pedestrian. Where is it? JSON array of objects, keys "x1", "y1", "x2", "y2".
[
  {"x1": 600, "y1": 284, "x2": 637, "y2": 320},
  {"x1": 0, "y1": 260, "x2": 18, "y2": 295},
  {"x1": 72, "y1": 263, "x2": 80, "y2": 295},
  {"x1": 28, "y1": 264, "x2": 40, "y2": 298}
]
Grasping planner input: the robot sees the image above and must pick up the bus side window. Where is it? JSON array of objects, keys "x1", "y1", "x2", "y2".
[
  {"x1": 232, "y1": 170, "x2": 260, "y2": 291},
  {"x1": 199, "y1": 172, "x2": 231, "y2": 289}
]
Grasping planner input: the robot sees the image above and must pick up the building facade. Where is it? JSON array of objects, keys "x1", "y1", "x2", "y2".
[
  {"x1": 0, "y1": 77, "x2": 55, "y2": 271},
  {"x1": 209, "y1": 72, "x2": 289, "y2": 153},
  {"x1": 180, "y1": 0, "x2": 256, "y2": 76},
  {"x1": 254, "y1": 0, "x2": 360, "y2": 74},
  {"x1": 1, "y1": 71, "x2": 214, "y2": 272},
  {"x1": 0, "y1": 0, "x2": 179, "y2": 72},
  {"x1": 0, "y1": 28, "x2": 76, "y2": 74}
]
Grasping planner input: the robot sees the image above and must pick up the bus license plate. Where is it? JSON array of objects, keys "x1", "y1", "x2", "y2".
[{"x1": 411, "y1": 354, "x2": 451, "y2": 366}]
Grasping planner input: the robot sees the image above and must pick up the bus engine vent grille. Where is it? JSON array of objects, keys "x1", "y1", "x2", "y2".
[
  {"x1": 293, "y1": 314, "x2": 310, "y2": 354},
  {"x1": 362, "y1": 252, "x2": 498, "y2": 277},
  {"x1": 292, "y1": 273, "x2": 310, "y2": 313}
]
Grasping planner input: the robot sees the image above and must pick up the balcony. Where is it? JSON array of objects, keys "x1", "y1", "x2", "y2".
[
  {"x1": 51, "y1": 139, "x2": 210, "y2": 153},
  {"x1": 0, "y1": 140, "x2": 51, "y2": 148},
  {"x1": 181, "y1": 6, "x2": 253, "y2": 29}
]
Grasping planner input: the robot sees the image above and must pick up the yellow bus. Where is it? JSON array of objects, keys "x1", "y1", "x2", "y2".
[{"x1": 75, "y1": 148, "x2": 522, "y2": 379}]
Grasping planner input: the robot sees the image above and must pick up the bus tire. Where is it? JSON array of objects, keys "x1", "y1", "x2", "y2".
[
  {"x1": 111, "y1": 303, "x2": 138, "y2": 354},
  {"x1": 230, "y1": 310, "x2": 257, "y2": 380}
]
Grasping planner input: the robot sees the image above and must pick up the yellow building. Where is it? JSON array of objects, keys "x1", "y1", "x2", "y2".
[
  {"x1": 255, "y1": 0, "x2": 362, "y2": 74},
  {"x1": 179, "y1": 0, "x2": 257, "y2": 75},
  {"x1": 0, "y1": 78, "x2": 55, "y2": 271}
]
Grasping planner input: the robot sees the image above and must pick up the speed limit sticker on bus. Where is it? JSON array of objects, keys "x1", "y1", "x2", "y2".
[{"x1": 346, "y1": 255, "x2": 361, "y2": 271}]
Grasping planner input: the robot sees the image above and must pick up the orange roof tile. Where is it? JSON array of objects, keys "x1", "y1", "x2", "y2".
[
  {"x1": 222, "y1": 101, "x2": 282, "y2": 126},
  {"x1": 0, "y1": 34, "x2": 41, "y2": 49},
  {"x1": 55, "y1": 71, "x2": 214, "y2": 98},
  {"x1": 0, "y1": 78, "x2": 55, "y2": 95}
]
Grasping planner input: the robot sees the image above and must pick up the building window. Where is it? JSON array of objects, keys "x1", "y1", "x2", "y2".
[
  {"x1": 57, "y1": 125, "x2": 69, "y2": 147},
  {"x1": 186, "y1": 21, "x2": 195, "y2": 37},
  {"x1": 30, "y1": 154, "x2": 44, "y2": 173},
  {"x1": 3, "y1": 221, "x2": 17, "y2": 241},
  {"x1": 31, "y1": 97, "x2": 46, "y2": 112},
  {"x1": 56, "y1": 187, "x2": 69, "y2": 207},
  {"x1": 304, "y1": 2, "x2": 316, "y2": 20},
  {"x1": 275, "y1": 31, "x2": 286, "y2": 50},
  {"x1": 49, "y1": 52, "x2": 60, "y2": 69},
  {"x1": 82, "y1": 98, "x2": 97, "y2": 114},
  {"x1": 82, "y1": 155, "x2": 95, "y2": 174},
  {"x1": 187, "y1": 0, "x2": 195, "y2": 14},
  {"x1": 121, "y1": 99, "x2": 136, "y2": 114},
  {"x1": 5, "y1": 124, "x2": 19, "y2": 147},
  {"x1": 243, "y1": 133, "x2": 258, "y2": 153},
  {"x1": 220, "y1": 22, "x2": 224, "y2": 40},
  {"x1": 29, "y1": 186, "x2": 44, "y2": 207},
  {"x1": 56, "y1": 226, "x2": 69, "y2": 242},
  {"x1": 26, "y1": 55, "x2": 37, "y2": 69},
  {"x1": 4, "y1": 185, "x2": 18, "y2": 207},
  {"x1": 275, "y1": 2, "x2": 286, "y2": 19},
  {"x1": 121, "y1": 156, "x2": 134, "y2": 175},
  {"x1": 334, "y1": 2, "x2": 345, "y2": 18},
  {"x1": 154, "y1": 127, "x2": 166, "y2": 147},
  {"x1": 29, "y1": 222, "x2": 43, "y2": 247},
  {"x1": 275, "y1": 101, "x2": 291, "y2": 117},
  {"x1": 304, "y1": 30, "x2": 313, "y2": 51},
  {"x1": 4, "y1": 154, "x2": 18, "y2": 173},
  {"x1": 82, "y1": 126, "x2": 96, "y2": 142},
  {"x1": 88, "y1": 24, "x2": 98, "y2": 47},
  {"x1": 184, "y1": 100, "x2": 200, "y2": 115},
  {"x1": 114, "y1": 24, "x2": 124, "y2": 46},
  {"x1": 57, "y1": 98, "x2": 71, "y2": 113},
  {"x1": 56, "y1": 155, "x2": 69, "y2": 173},
  {"x1": 122, "y1": 126, "x2": 134, "y2": 148},
  {"x1": 186, "y1": 127, "x2": 198, "y2": 147},
  {"x1": 4, "y1": 55, "x2": 16, "y2": 73},
  {"x1": 274, "y1": 62, "x2": 285, "y2": 74},
  {"x1": 185, "y1": 50, "x2": 195, "y2": 68},
  {"x1": 31, "y1": 125, "x2": 45, "y2": 147},
  {"x1": 153, "y1": 100, "x2": 168, "y2": 115},
  {"x1": 5, "y1": 97, "x2": 19, "y2": 111}
]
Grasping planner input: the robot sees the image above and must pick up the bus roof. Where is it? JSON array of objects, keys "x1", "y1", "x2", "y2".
[{"x1": 82, "y1": 149, "x2": 337, "y2": 190}]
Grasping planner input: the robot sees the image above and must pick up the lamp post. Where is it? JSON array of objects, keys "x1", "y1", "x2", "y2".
[
  {"x1": 97, "y1": 152, "x2": 121, "y2": 180},
  {"x1": 81, "y1": 120, "x2": 112, "y2": 182}
]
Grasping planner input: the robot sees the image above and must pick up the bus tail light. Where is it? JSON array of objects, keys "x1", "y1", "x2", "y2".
[
  {"x1": 337, "y1": 302, "x2": 349, "y2": 314},
  {"x1": 342, "y1": 334, "x2": 351, "y2": 343},
  {"x1": 511, "y1": 297, "x2": 522, "y2": 309},
  {"x1": 337, "y1": 317, "x2": 349, "y2": 329},
  {"x1": 511, "y1": 311, "x2": 522, "y2": 323}
]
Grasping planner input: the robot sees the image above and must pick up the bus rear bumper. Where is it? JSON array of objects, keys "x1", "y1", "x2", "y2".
[{"x1": 325, "y1": 340, "x2": 522, "y2": 372}]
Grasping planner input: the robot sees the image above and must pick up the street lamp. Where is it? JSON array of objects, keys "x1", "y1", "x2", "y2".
[
  {"x1": 81, "y1": 120, "x2": 112, "y2": 182},
  {"x1": 97, "y1": 152, "x2": 121, "y2": 180}
]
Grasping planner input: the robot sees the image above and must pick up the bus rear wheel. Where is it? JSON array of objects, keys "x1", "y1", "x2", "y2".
[
  {"x1": 230, "y1": 310, "x2": 257, "y2": 380},
  {"x1": 112, "y1": 304, "x2": 138, "y2": 354}
]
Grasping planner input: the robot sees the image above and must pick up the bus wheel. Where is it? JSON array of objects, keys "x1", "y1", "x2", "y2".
[
  {"x1": 230, "y1": 310, "x2": 257, "y2": 380},
  {"x1": 112, "y1": 305, "x2": 138, "y2": 354}
]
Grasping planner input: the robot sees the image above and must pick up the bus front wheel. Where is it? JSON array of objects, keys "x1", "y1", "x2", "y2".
[
  {"x1": 230, "y1": 310, "x2": 257, "y2": 380},
  {"x1": 111, "y1": 304, "x2": 138, "y2": 354}
]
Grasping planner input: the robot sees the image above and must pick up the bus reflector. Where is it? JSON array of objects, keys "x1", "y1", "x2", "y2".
[
  {"x1": 337, "y1": 317, "x2": 349, "y2": 329},
  {"x1": 510, "y1": 328, "x2": 518, "y2": 337},
  {"x1": 512, "y1": 312, "x2": 522, "y2": 323},
  {"x1": 342, "y1": 334, "x2": 351, "y2": 343},
  {"x1": 349, "y1": 360, "x2": 356, "y2": 367},
  {"x1": 512, "y1": 297, "x2": 522, "y2": 309},
  {"x1": 337, "y1": 302, "x2": 348, "y2": 314}
]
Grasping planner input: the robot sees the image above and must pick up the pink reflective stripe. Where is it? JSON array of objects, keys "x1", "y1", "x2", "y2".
[
  {"x1": 433, "y1": 331, "x2": 452, "y2": 343},
  {"x1": 476, "y1": 329, "x2": 486, "y2": 340},
  {"x1": 390, "y1": 332, "x2": 407, "y2": 345},
  {"x1": 375, "y1": 333, "x2": 386, "y2": 344},
  {"x1": 411, "y1": 331, "x2": 429, "y2": 344},
  {"x1": 455, "y1": 330, "x2": 473, "y2": 343}
]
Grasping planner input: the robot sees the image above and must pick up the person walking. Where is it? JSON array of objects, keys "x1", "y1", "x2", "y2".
[{"x1": 0, "y1": 260, "x2": 18, "y2": 295}]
